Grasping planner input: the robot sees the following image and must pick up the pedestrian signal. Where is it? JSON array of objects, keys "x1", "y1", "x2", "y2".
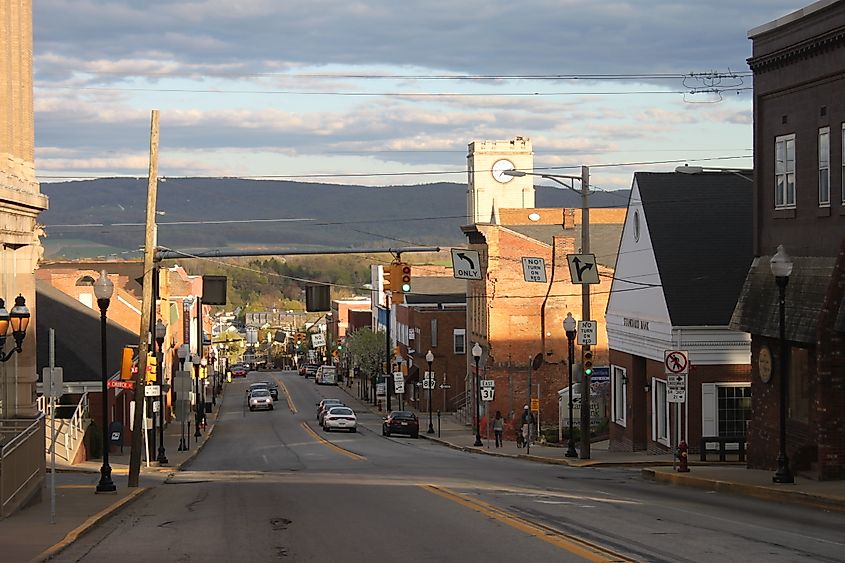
[{"x1": 145, "y1": 353, "x2": 158, "y2": 383}]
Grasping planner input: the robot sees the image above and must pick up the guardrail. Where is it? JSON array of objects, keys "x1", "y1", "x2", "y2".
[
  {"x1": 0, "y1": 416, "x2": 46, "y2": 518},
  {"x1": 39, "y1": 393, "x2": 90, "y2": 463}
]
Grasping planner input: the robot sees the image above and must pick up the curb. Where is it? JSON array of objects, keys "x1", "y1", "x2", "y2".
[
  {"x1": 641, "y1": 468, "x2": 845, "y2": 513},
  {"x1": 31, "y1": 487, "x2": 150, "y2": 563}
]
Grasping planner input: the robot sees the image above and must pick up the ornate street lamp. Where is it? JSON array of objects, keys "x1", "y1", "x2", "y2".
[
  {"x1": 94, "y1": 271, "x2": 116, "y2": 493},
  {"x1": 425, "y1": 350, "x2": 435, "y2": 434},
  {"x1": 155, "y1": 320, "x2": 168, "y2": 465},
  {"x1": 563, "y1": 313, "x2": 578, "y2": 458},
  {"x1": 770, "y1": 245, "x2": 794, "y2": 484},
  {"x1": 177, "y1": 344, "x2": 189, "y2": 451},
  {"x1": 472, "y1": 343, "x2": 483, "y2": 447},
  {"x1": 0, "y1": 294, "x2": 31, "y2": 362}
]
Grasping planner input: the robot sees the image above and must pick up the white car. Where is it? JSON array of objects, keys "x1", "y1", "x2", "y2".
[
  {"x1": 248, "y1": 389, "x2": 274, "y2": 411},
  {"x1": 323, "y1": 406, "x2": 357, "y2": 432}
]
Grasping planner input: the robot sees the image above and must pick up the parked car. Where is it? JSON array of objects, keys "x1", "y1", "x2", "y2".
[
  {"x1": 315, "y1": 365, "x2": 337, "y2": 385},
  {"x1": 323, "y1": 406, "x2": 357, "y2": 432},
  {"x1": 304, "y1": 364, "x2": 320, "y2": 379},
  {"x1": 248, "y1": 389, "x2": 273, "y2": 411},
  {"x1": 382, "y1": 411, "x2": 419, "y2": 438},
  {"x1": 317, "y1": 398, "x2": 344, "y2": 425},
  {"x1": 260, "y1": 381, "x2": 279, "y2": 401},
  {"x1": 299, "y1": 366, "x2": 307, "y2": 376}
]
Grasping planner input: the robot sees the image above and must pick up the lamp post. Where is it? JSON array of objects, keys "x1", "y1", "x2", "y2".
[
  {"x1": 177, "y1": 344, "x2": 188, "y2": 451},
  {"x1": 200, "y1": 357, "x2": 208, "y2": 426},
  {"x1": 472, "y1": 343, "x2": 483, "y2": 447},
  {"x1": 0, "y1": 294, "x2": 31, "y2": 362},
  {"x1": 770, "y1": 245, "x2": 794, "y2": 484},
  {"x1": 425, "y1": 350, "x2": 435, "y2": 434},
  {"x1": 563, "y1": 313, "x2": 578, "y2": 458},
  {"x1": 154, "y1": 320, "x2": 168, "y2": 465},
  {"x1": 504, "y1": 166, "x2": 592, "y2": 459},
  {"x1": 94, "y1": 271, "x2": 116, "y2": 493},
  {"x1": 192, "y1": 354, "x2": 202, "y2": 439}
]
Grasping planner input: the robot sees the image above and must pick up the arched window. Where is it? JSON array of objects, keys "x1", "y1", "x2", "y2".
[{"x1": 75, "y1": 275, "x2": 96, "y2": 286}]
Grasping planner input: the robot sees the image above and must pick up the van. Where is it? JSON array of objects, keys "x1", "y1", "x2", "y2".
[{"x1": 315, "y1": 365, "x2": 337, "y2": 386}]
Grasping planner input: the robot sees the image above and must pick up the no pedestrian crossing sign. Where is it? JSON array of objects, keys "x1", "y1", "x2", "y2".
[{"x1": 664, "y1": 350, "x2": 689, "y2": 375}]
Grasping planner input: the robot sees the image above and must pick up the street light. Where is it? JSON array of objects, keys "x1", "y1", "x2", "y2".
[
  {"x1": 0, "y1": 294, "x2": 31, "y2": 362},
  {"x1": 563, "y1": 313, "x2": 578, "y2": 458},
  {"x1": 154, "y1": 320, "x2": 168, "y2": 465},
  {"x1": 425, "y1": 350, "x2": 435, "y2": 434},
  {"x1": 200, "y1": 357, "x2": 208, "y2": 425},
  {"x1": 674, "y1": 164, "x2": 752, "y2": 182},
  {"x1": 770, "y1": 244, "x2": 794, "y2": 484},
  {"x1": 177, "y1": 344, "x2": 189, "y2": 451},
  {"x1": 192, "y1": 354, "x2": 202, "y2": 439},
  {"x1": 472, "y1": 343, "x2": 483, "y2": 447},
  {"x1": 94, "y1": 270, "x2": 116, "y2": 493},
  {"x1": 504, "y1": 166, "x2": 593, "y2": 459}
]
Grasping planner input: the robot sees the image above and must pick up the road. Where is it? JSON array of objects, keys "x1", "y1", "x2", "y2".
[{"x1": 55, "y1": 370, "x2": 845, "y2": 562}]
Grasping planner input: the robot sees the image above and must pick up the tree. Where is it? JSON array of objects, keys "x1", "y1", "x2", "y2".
[{"x1": 344, "y1": 327, "x2": 384, "y2": 380}]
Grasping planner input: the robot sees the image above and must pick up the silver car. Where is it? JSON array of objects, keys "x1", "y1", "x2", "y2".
[{"x1": 248, "y1": 389, "x2": 274, "y2": 411}]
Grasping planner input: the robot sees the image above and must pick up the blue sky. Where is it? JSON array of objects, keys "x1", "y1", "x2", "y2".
[{"x1": 32, "y1": 0, "x2": 802, "y2": 190}]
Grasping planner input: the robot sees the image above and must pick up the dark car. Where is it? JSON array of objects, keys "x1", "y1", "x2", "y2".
[
  {"x1": 304, "y1": 364, "x2": 320, "y2": 379},
  {"x1": 382, "y1": 411, "x2": 419, "y2": 438},
  {"x1": 260, "y1": 381, "x2": 279, "y2": 401}
]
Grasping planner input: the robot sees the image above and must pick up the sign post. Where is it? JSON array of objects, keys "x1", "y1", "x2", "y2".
[{"x1": 665, "y1": 350, "x2": 690, "y2": 470}]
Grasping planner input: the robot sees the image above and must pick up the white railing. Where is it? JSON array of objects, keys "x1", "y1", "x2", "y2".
[{"x1": 42, "y1": 393, "x2": 89, "y2": 463}]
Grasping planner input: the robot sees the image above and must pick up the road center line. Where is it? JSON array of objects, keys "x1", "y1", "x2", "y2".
[
  {"x1": 300, "y1": 422, "x2": 365, "y2": 461},
  {"x1": 422, "y1": 485, "x2": 635, "y2": 562},
  {"x1": 278, "y1": 380, "x2": 297, "y2": 414}
]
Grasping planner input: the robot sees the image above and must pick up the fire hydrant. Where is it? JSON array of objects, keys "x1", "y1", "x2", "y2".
[{"x1": 677, "y1": 440, "x2": 690, "y2": 472}]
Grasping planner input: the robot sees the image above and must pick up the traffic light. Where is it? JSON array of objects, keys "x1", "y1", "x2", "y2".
[
  {"x1": 399, "y1": 262, "x2": 412, "y2": 293},
  {"x1": 120, "y1": 346, "x2": 135, "y2": 380},
  {"x1": 583, "y1": 350, "x2": 594, "y2": 376},
  {"x1": 383, "y1": 263, "x2": 395, "y2": 293},
  {"x1": 145, "y1": 353, "x2": 157, "y2": 383}
]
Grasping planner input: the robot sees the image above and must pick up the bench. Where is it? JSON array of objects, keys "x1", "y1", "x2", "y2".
[{"x1": 700, "y1": 436, "x2": 746, "y2": 462}]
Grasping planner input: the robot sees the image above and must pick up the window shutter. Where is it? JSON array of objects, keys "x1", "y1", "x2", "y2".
[{"x1": 701, "y1": 383, "x2": 717, "y2": 439}]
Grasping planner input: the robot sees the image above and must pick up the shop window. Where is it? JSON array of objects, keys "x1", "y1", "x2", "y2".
[{"x1": 717, "y1": 385, "x2": 751, "y2": 437}]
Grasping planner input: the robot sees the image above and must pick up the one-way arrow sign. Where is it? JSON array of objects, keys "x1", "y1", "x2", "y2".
[{"x1": 566, "y1": 253, "x2": 600, "y2": 284}]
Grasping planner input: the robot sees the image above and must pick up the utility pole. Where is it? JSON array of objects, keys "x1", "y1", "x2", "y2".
[
  {"x1": 384, "y1": 290, "x2": 392, "y2": 412},
  {"x1": 579, "y1": 165, "x2": 592, "y2": 460},
  {"x1": 129, "y1": 110, "x2": 159, "y2": 487}
]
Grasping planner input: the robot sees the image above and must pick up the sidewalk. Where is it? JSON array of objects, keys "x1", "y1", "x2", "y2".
[
  {"x1": 337, "y1": 381, "x2": 845, "y2": 513},
  {"x1": 0, "y1": 395, "x2": 224, "y2": 563}
]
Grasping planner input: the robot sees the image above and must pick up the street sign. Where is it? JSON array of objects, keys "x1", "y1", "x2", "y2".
[
  {"x1": 566, "y1": 253, "x2": 600, "y2": 284},
  {"x1": 664, "y1": 350, "x2": 689, "y2": 375},
  {"x1": 42, "y1": 367, "x2": 64, "y2": 398},
  {"x1": 439, "y1": 384, "x2": 451, "y2": 389},
  {"x1": 451, "y1": 249, "x2": 482, "y2": 280},
  {"x1": 152, "y1": 400, "x2": 160, "y2": 413},
  {"x1": 108, "y1": 380, "x2": 134, "y2": 390},
  {"x1": 521, "y1": 257, "x2": 547, "y2": 283},
  {"x1": 394, "y1": 381, "x2": 405, "y2": 394},
  {"x1": 376, "y1": 382, "x2": 386, "y2": 396},
  {"x1": 589, "y1": 367, "x2": 610, "y2": 383},
  {"x1": 393, "y1": 372, "x2": 404, "y2": 384},
  {"x1": 480, "y1": 379, "x2": 495, "y2": 388},
  {"x1": 530, "y1": 398, "x2": 540, "y2": 412},
  {"x1": 311, "y1": 333, "x2": 326, "y2": 347},
  {"x1": 144, "y1": 384, "x2": 160, "y2": 397},
  {"x1": 667, "y1": 374, "x2": 686, "y2": 403},
  {"x1": 422, "y1": 379, "x2": 434, "y2": 390},
  {"x1": 577, "y1": 320, "x2": 597, "y2": 345},
  {"x1": 480, "y1": 387, "x2": 494, "y2": 401}
]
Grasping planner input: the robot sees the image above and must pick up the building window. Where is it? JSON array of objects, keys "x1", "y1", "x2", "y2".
[
  {"x1": 819, "y1": 127, "x2": 830, "y2": 206},
  {"x1": 652, "y1": 379, "x2": 669, "y2": 446},
  {"x1": 75, "y1": 275, "x2": 96, "y2": 286},
  {"x1": 775, "y1": 134, "x2": 796, "y2": 208},
  {"x1": 611, "y1": 365, "x2": 626, "y2": 427},
  {"x1": 717, "y1": 385, "x2": 751, "y2": 437},
  {"x1": 430, "y1": 319, "x2": 438, "y2": 348},
  {"x1": 453, "y1": 329, "x2": 466, "y2": 354}
]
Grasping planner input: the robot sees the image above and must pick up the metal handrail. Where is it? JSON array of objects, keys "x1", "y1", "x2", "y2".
[
  {"x1": 0, "y1": 415, "x2": 45, "y2": 517},
  {"x1": 42, "y1": 393, "x2": 89, "y2": 462}
]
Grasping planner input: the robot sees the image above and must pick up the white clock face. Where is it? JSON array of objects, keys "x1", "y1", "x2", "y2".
[{"x1": 491, "y1": 159, "x2": 516, "y2": 183}]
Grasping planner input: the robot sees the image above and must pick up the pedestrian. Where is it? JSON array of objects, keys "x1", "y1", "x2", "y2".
[
  {"x1": 513, "y1": 411, "x2": 524, "y2": 448},
  {"x1": 493, "y1": 410, "x2": 504, "y2": 448},
  {"x1": 521, "y1": 405, "x2": 534, "y2": 447}
]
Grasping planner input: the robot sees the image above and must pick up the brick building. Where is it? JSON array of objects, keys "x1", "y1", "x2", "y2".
[
  {"x1": 606, "y1": 172, "x2": 753, "y2": 454},
  {"x1": 731, "y1": 1, "x2": 845, "y2": 480}
]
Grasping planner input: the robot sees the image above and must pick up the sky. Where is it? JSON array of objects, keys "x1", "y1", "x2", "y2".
[{"x1": 32, "y1": 0, "x2": 804, "y2": 191}]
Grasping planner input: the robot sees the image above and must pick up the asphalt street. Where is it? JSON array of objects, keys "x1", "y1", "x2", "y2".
[{"x1": 52, "y1": 370, "x2": 845, "y2": 562}]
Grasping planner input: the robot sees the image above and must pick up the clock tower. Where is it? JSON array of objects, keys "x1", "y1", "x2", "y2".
[{"x1": 467, "y1": 136, "x2": 534, "y2": 224}]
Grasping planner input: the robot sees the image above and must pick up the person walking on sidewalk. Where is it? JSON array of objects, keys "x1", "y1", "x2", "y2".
[
  {"x1": 520, "y1": 405, "x2": 534, "y2": 447},
  {"x1": 493, "y1": 411, "x2": 504, "y2": 448}
]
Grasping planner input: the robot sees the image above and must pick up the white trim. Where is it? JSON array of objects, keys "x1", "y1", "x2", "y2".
[
  {"x1": 653, "y1": 379, "x2": 669, "y2": 446},
  {"x1": 118, "y1": 294, "x2": 141, "y2": 315},
  {"x1": 775, "y1": 133, "x2": 796, "y2": 209},
  {"x1": 819, "y1": 127, "x2": 830, "y2": 206}
]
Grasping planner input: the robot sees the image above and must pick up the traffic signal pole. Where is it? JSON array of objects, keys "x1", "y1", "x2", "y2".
[
  {"x1": 579, "y1": 165, "x2": 592, "y2": 460},
  {"x1": 385, "y1": 291, "x2": 391, "y2": 412}
]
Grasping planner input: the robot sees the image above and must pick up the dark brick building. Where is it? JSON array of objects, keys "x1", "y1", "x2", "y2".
[{"x1": 731, "y1": 0, "x2": 845, "y2": 480}]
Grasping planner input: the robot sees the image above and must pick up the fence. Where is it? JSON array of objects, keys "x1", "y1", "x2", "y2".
[{"x1": 0, "y1": 416, "x2": 46, "y2": 518}]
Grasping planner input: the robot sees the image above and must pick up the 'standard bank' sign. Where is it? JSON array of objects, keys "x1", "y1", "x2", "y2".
[{"x1": 623, "y1": 317, "x2": 650, "y2": 330}]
